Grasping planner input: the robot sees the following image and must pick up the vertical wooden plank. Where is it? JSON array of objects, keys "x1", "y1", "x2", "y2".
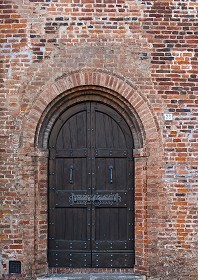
[
  {"x1": 109, "y1": 208, "x2": 118, "y2": 240},
  {"x1": 118, "y1": 208, "x2": 127, "y2": 240}
]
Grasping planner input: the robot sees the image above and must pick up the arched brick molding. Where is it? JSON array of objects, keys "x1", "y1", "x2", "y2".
[
  {"x1": 20, "y1": 70, "x2": 164, "y2": 277},
  {"x1": 21, "y1": 69, "x2": 160, "y2": 149}
]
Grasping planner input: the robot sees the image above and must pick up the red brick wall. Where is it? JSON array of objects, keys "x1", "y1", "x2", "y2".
[{"x1": 0, "y1": 0, "x2": 197, "y2": 279}]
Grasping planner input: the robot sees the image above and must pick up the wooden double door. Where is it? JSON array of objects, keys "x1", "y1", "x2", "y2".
[{"x1": 48, "y1": 101, "x2": 135, "y2": 268}]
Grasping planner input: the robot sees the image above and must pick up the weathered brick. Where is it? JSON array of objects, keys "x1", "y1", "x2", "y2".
[{"x1": 0, "y1": 0, "x2": 197, "y2": 279}]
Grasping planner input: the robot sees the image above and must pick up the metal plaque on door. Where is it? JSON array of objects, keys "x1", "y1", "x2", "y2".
[{"x1": 69, "y1": 193, "x2": 121, "y2": 206}]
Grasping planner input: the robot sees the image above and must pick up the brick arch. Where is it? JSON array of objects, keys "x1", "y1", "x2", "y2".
[
  {"x1": 21, "y1": 69, "x2": 161, "y2": 151},
  {"x1": 36, "y1": 87, "x2": 143, "y2": 150}
]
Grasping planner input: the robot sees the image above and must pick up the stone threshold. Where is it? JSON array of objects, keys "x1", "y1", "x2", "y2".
[{"x1": 37, "y1": 273, "x2": 146, "y2": 280}]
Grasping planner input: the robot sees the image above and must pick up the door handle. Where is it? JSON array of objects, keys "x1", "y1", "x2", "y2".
[
  {"x1": 69, "y1": 165, "x2": 73, "y2": 184},
  {"x1": 109, "y1": 165, "x2": 113, "y2": 184}
]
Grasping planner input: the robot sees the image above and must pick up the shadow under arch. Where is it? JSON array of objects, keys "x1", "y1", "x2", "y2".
[{"x1": 36, "y1": 86, "x2": 145, "y2": 151}]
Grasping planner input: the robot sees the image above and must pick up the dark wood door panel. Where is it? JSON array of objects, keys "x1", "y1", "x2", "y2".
[
  {"x1": 48, "y1": 101, "x2": 134, "y2": 268},
  {"x1": 95, "y1": 158, "x2": 129, "y2": 191},
  {"x1": 50, "y1": 240, "x2": 91, "y2": 251},
  {"x1": 56, "y1": 149, "x2": 88, "y2": 158},
  {"x1": 95, "y1": 207, "x2": 128, "y2": 241},
  {"x1": 56, "y1": 110, "x2": 87, "y2": 150},
  {"x1": 95, "y1": 148, "x2": 130, "y2": 157},
  {"x1": 48, "y1": 251, "x2": 91, "y2": 268},
  {"x1": 54, "y1": 208, "x2": 88, "y2": 240},
  {"x1": 92, "y1": 252, "x2": 135, "y2": 268},
  {"x1": 55, "y1": 158, "x2": 88, "y2": 191},
  {"x1": 92, "y1": 240, "x2": 133, "y2": 251}
]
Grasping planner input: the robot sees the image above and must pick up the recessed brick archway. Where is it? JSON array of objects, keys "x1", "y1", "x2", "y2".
[
  {"x1": 20, "y1": 70, "x2": 163, "y2": 277},
  {"x1": 21, "y1": 69, "x2": 160, "y2": 148}
]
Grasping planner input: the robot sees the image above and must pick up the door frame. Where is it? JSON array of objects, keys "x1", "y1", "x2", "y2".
[
  {"x1": 43, "y1": 89, "x2": 143, "y2": 270},
  {"x1": 34, "y1": 83, "x2": 154, "y2": 275}
]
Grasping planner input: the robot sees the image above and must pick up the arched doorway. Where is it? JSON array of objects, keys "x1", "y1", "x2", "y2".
[
  {"x1": 48, "y1": 100, "x2": 135, "y2": 268},
  {"x1": 20, "y1": 71, "x2": 162, "y2": 276}
]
